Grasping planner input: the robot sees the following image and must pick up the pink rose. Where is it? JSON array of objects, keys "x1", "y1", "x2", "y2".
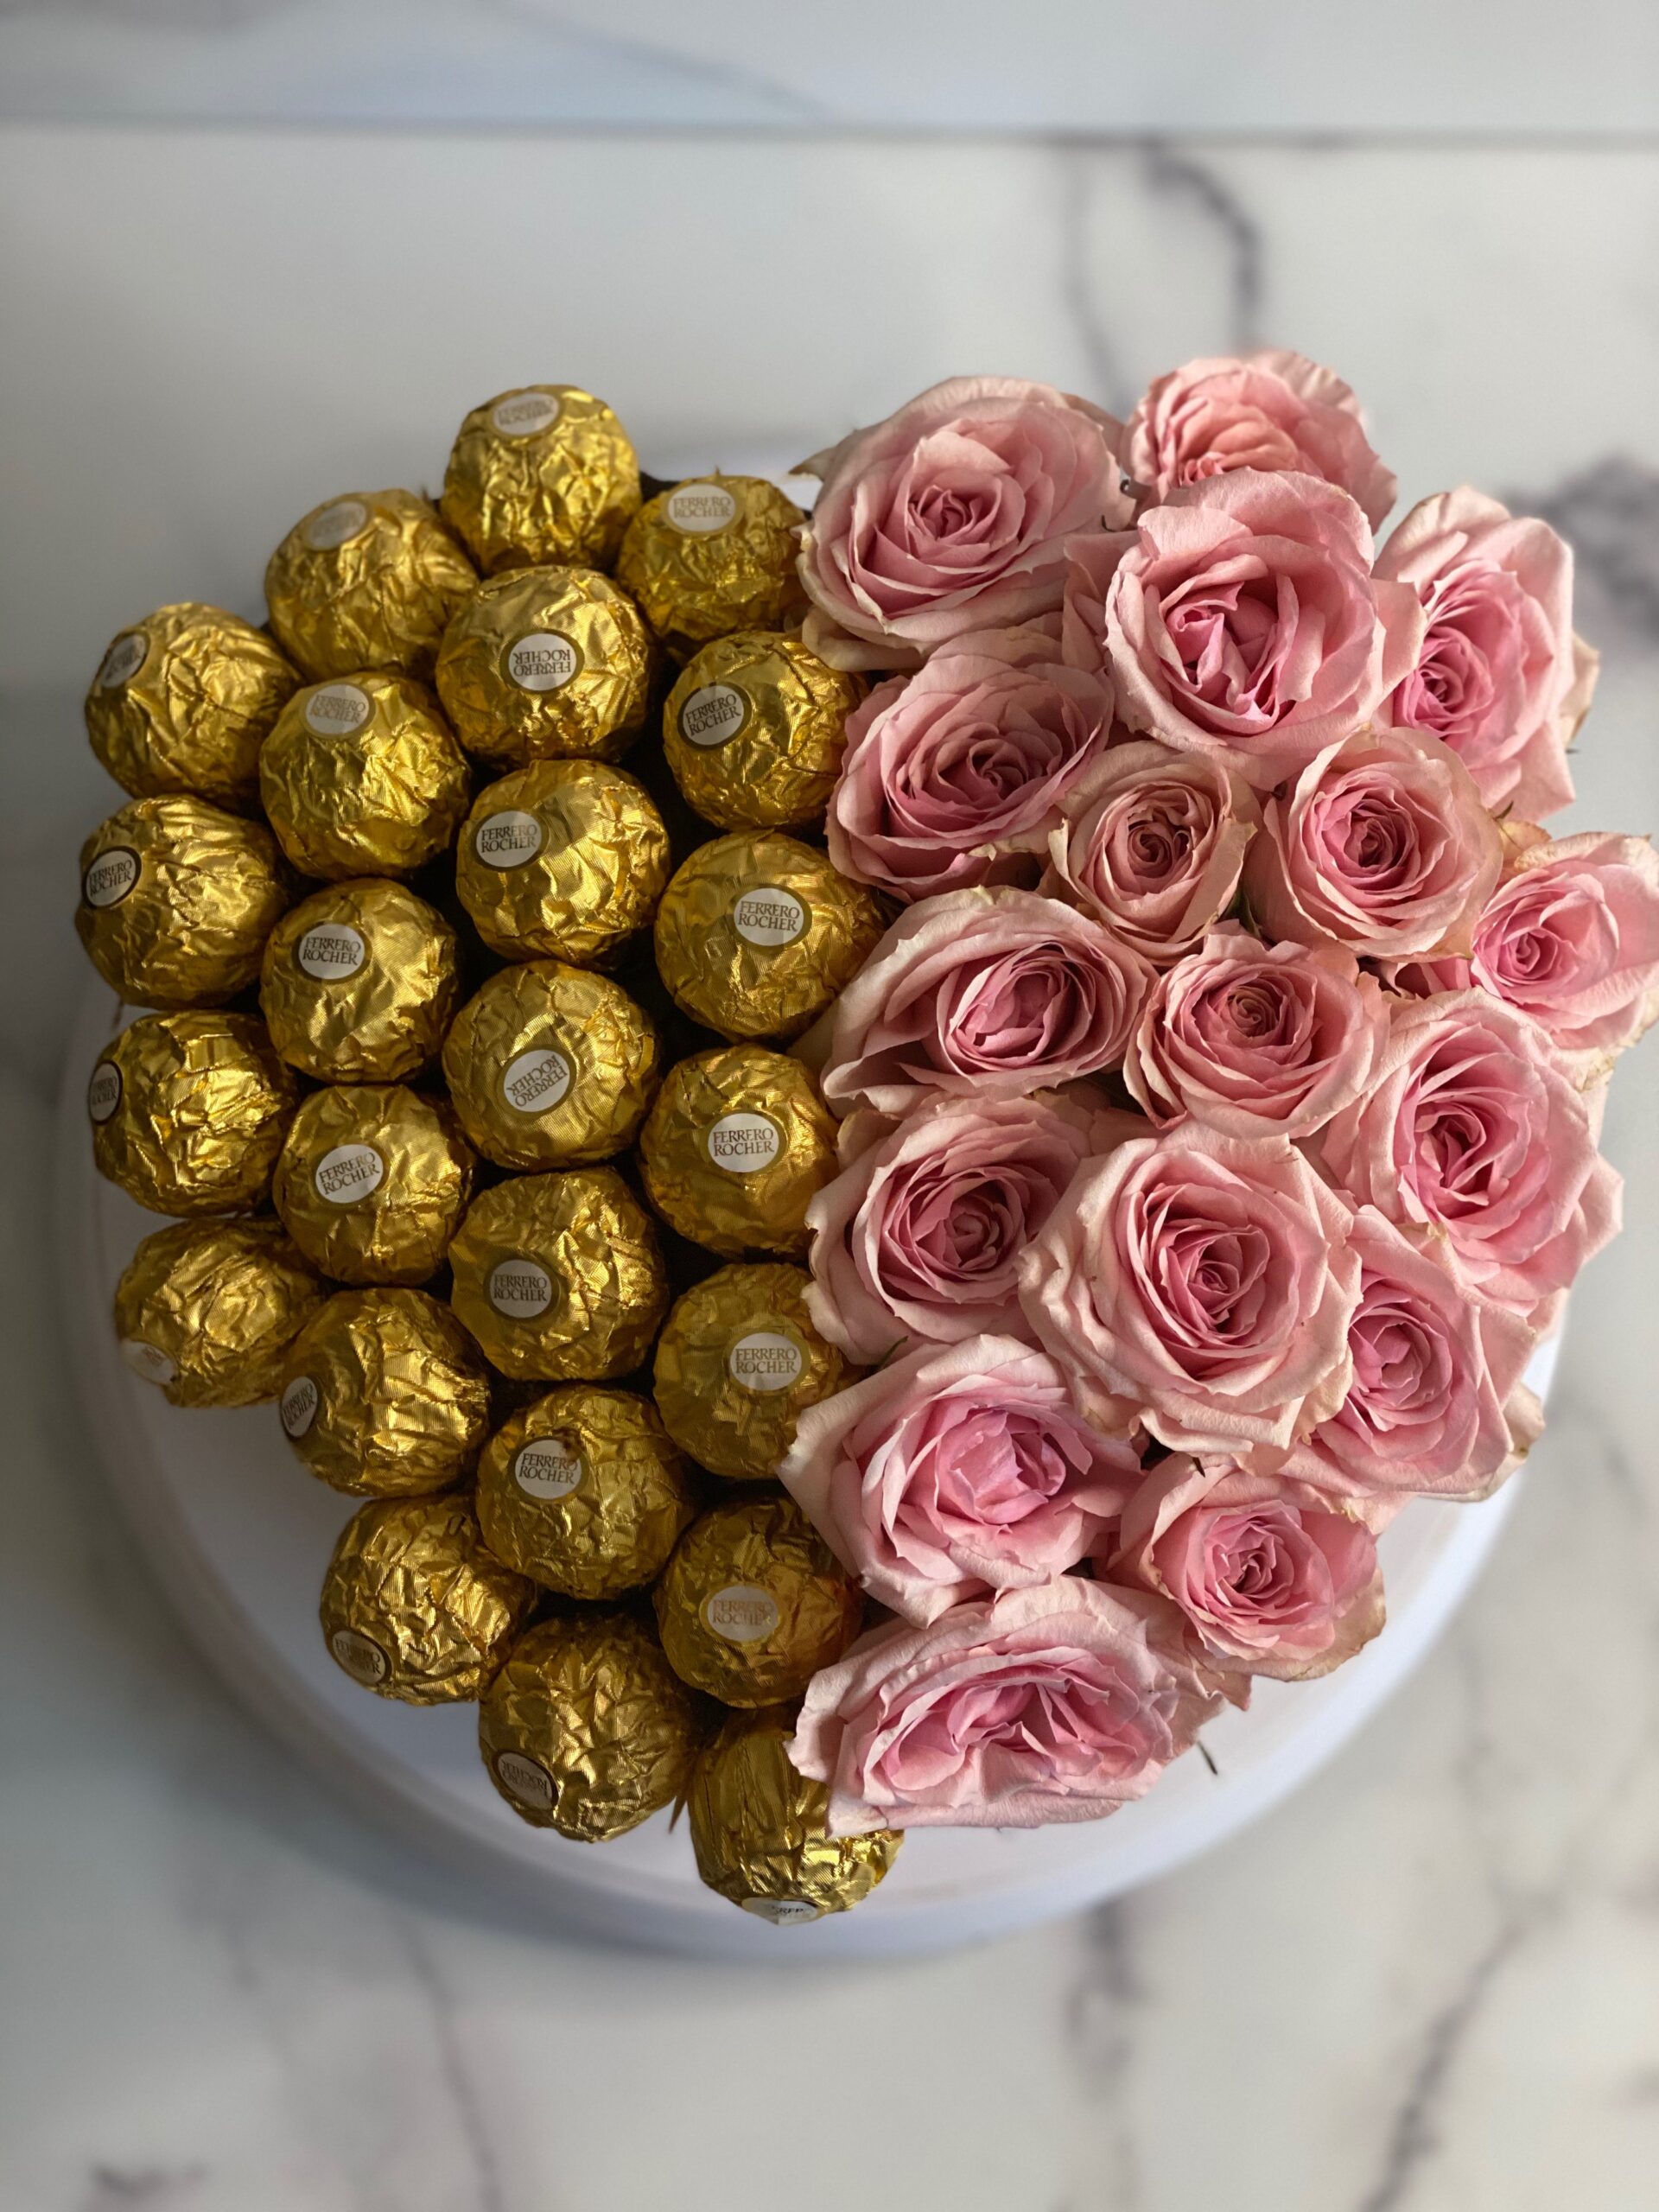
[
  {"x1": 820, "y1": 887, "x2": 1154, "y2": 1118},
  {"x1": 1123, "y1": 925, "x2": 1388, "y2": 1141},
  {"x1": 797, "y1": 377, "x2": 1133, "y2": 671},
  {"x1": 779, "y1": 1334, "x2": 1141, "y2": 1624},
  {"x1": 1019, "y1": 1123, "x2": 1361, "y2": 1455},
  {"x1": 1375, "y1": 486, "x2": 1599, "y2": 819},
  {"x1": 1124, "y1": 351, "x2": 1395, "y2": 529},
  {"x1": 791, "y1": 1577, "x2": 1222, "y2": 1833}
]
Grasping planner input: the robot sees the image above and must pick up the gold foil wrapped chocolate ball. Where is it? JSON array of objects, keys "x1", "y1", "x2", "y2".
[
  {"x1": 653, "y1": 1263, "x2": 853, "y2": 1481},
  {"x1": 89, "y1": 1011, "x2": 296, "y2": 1217},
  {"x1": 320, "y1": 1494, "x2": 535, "y2": 1705},
  {"x1": 258, "y1": 671, "x2": 471, "y2": 880},
  {"x1": 77, "y1": 795, "x2": 290, "y2": 1009},
  {"x1": 616, "y1": 475, "x2": 808, "y2": 659},
  {"x1": 454, "y1": 760, "x2": 670, "y2": 966},
  {"x1": 664, "y1": 632, "x2": 861, "y2": 830},
  {"x1": 652, "y1": 831, "x2": 883, "y2": 1042},
  {"x1": 85, "y1": 602, "x2": 300, "y2": 810},
  {"x1": 638, "y1": 1046, "x2": 836, "y2": 1261},
  {"x1": 265, "y1": 488, "x2": 476, "y2": 682},
  {"x1": 479, "y1": 1612, "x2": 702, "y2": 1840},
  {"x1": 278, "y1": 1287, "x2": 492, "y2": 1497},
  {"x1": 113, "y1": 1218, "x2": 325, "y2": 1408},
  {"x1": 260, "y1": 880, "x2": 461, "y2": 1083},
  {"x1": 273, "y1": 1084, "x2": 475, "y2": 1285},
  {"x1": 441, "y1": 385, "x2": 641, "y2": 576},
  {"x1": 654, "y1": 1494, "x2": 861, "y2": 1707},
  {"x1": 435, "y1": 567, "x2": 654, "y2": 766},
  {"x1": 447, "y1": 1167, "x2": 667, "y2": 1382}
]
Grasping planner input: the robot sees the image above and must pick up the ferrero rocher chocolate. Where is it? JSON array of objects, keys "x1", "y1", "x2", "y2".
[
  {"x1": 447, "y1": 1168, "x2": 667, "y2": 1382},
  {"x1": 113, "y1": 1218, "x2": 325, "y2": 1408},
  {"x1": 264, "y1": 489, "x2": 476, "y2": 682},
  {"x1": 84, "y1": 602, "x2": 299, "y2": 810},
  {"x1": 435, "y1": 568, "x2": 654, "y2": 766},
  {"x1": 278, "y1": 1287, "x2": 491, "y2": 1497},
  {"x1": 441, "y1": 386, "x2": 641, "y2": 576},
  {"x1": 77, "y1": 795, "x2": 289, "y2": 1009},
  {"x1": 664, "y1": 632, "x2": 861, "y2": 830},
  {"x1": 638, "y1": 1046, "x2": 836, "y2": 1261},
  {"x1": 688, "y1": 1708, "x2": 902, "y2": 1923},
  {"x1": 654, "y1": 1495, "x2": 861, "y2": 1707},
  {"x1": 454, "y1": 759, "x2": 670, "y2": 966},
  {"x1": 441, "y1": 961, "x2": 659, "y2": 1171},
  {"x1": 479, "y1": 1612, "x2": 702, "y2": 1840},
  {"x1": 89, "y1": 1011, "x2": 296, "y2": 1217},
  {"x1": 319, "y1": 1494, "x2": 535, "y2": 1705},
  {"x1": 260, "y1": 880, "x2": 461, "y2": 1083},
  {"x1": 258, "y1": 671, "x2": 471, "y2": 880},
  {"x1": 272, "y1": 1084, "x2": 475, "y2": 1285},
  {"x1": 475, "y1": 1386, "x2": 694, "y2": 1599},
  {"x1": 652, "y1": 1263, "x2": 853, "y2": 1481},
  {"x1": 615, "y1": 476, "x2": 808, "y2": 659},
  {"x1": 652, "y1": 831, "x2": 884, "y2": 1041}
]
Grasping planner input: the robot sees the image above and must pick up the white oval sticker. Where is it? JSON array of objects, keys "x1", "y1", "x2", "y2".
[
  {"x1": 302, "y1": 497, "x2": 371, "y2": 553},
  {"x1": 474, "y1": 810, "x2": 544, "y2": 869},
  {"x1": 707, "y1": 1113, "x2": 783, "y2": 1175},
  {"x1": 494, "y1": 1750, "x2": 556, "y2": 1808},
  {"x1": 740, "y1": 1897, "x2": 825, "y2": 1926},
  {"x1": 96, "y1": 631, "x2": 149, "y2": 690},
  {"x1": 491, "y1": 391, "x2": 562, "y2": 439},
  {"x1": 280, "y1": 1374, "x2": 320, "y2": 1439},
  {"x1": 121, "y1": 1338, "x2": 177, "y2": 1387},
  {"x1": 732, "y1": 887, "x2": 808, "y2": 948},
  {"x1": 702, "y1": 1584, "x2": 780, "y2": 1645},
  {"x1": 313, "y1": 1142, "x2": 385, "y2": 1207},
  {"x1": 303, "y1": 682, "x2": 373, "y2": 736},
  {"x1": 512, "y1": 1438, "x2": 583, "y2": 1500},
  {"x1": 506, "y1": 632, "x2": 580, "y2": 694},
  {"x1": 330, "y1": 1628, "x2": 389, "y2": 1684},
  {"x1": 296, "y1": 923, "x2": 367, "y2": 981},
  {"x1": 728, "y1": 1330, "x2": 805, "y2": 1395},
  {"x1": 501, "y1": 1048, "x2": 572, "y2": 1116},
  {"x1": 666, "y1": 482, "x2": 740, "y2": 535},
  {"x1": 82, "y1": 847, "x2": 141, "y2": 910},
  {"x1": 488, "y1": 1257, "x2": 554, "y2": 1319},
  {"x1": 86, "y1": 1062, "x2": 123, "y2": 1124},
  {"x1": 678, "y1": 683, "x2": 749, "y2": 748}
]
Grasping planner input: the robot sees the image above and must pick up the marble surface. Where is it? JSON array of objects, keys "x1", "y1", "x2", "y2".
[{"x1": 3, "y1": 125, "x2": 1658, "y2": 2209}]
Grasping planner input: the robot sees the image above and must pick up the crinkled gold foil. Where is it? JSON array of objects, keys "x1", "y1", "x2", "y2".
[
  {"x1": 447, "y1": 1167, "x2": 668, "y2": 1382},
  {"x1": 85, "y1": 602, "x2": 300, "y2": 810},
  {"x1": 441, "y1": 386, "x2": 641, "y2": 576},
  {"x1": 272, "y1": 1083, "x2": 475, "y2": 1286},
  {"x1": 89, "y1": 1011, "x2": 296, "y2": 1217},
  {"x1": 435, "y1": 567, "x2": 654, "y2": 766},
  {"x1": 652, "y1": 831, "x2": 884, "y2": 1041},
  {"x1": 652, "y1": 1262, "x2": 854, "y2": 1481},
  {"x1": 615, "y1": 476, "x2": 808, "y2": 659},
  {"x1": 77, "y1": 795, "x2": 290, "y2": 1010},
  {"x1": 112, "y1": 1217, "x2": 325, "y2": 1408},
  {"x1": 260, "y1": 879, "x2": 461, "y2": 1083},
  {"x1": 265, "y1": 489, "x2": 477, "y2": 683},
  {"x1": 638, "y1": 1046, "x2": 836, "y2": 1261},
  {"x1": 479, "y1": 1611, "x2": 702, "y2": 1839},
  {"x1": 259, "y1": 671, "x2": 471, "y2": 880},
  {"x1": 278, "y1": 1287, "x2": 492, "y2": 1497},
  {"x1": 320, "y1": 1494, "x2": 536, "y2": 1706},
  {"x1": 454, "y1": 759, "x2": 670, "y2": 966},
  {"x1": 664, "y1": 632, "x2": 862, "y2": 831},
  {"x1": 653, "y1": 1494, "x2": 861, "y2": 1706}
]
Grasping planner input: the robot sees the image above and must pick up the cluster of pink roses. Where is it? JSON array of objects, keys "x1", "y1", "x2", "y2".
[{"x1": 775, "y1": 358, "x2": 1658, "y2": 1840}]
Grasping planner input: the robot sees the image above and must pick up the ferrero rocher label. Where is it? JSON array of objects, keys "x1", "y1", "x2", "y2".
[
  {"x1": 113, "y1": 1218, "x2": 324, "y2": 1408},
  {"x1": 278, "y1": 1287, "x2": 492, "y2": 1497},
  {"x1": 85, "y1": 602, "x2": 299, "y2": 810},
  {"x1": 264, "y1": 488, "x2": 477, "y2": 682},
  {"x1": 90, "y1": 1011, "x2": 296, "y2": 1217},
  {"x1": 652, "y1": 831, "x2": 884, "y2": 1041},
  {"x1": 475, "y1": 1385, "x2": 694, "y2": 1599},
  {"x1": 77, "y1": 795, "x2": 290, "y2": 1009},
  {"x1": 615, "y1": 475, "x2": 808, "y2": 659},
  {"x1": 272, "y1": 1083, "x2": 475, "y2": 1285},
  {"x1": 258, "y1": 671, "x2": 471, "y2": 880},
  {"x1": 440, "y1": 386, "x2": 641, "y2": 576},
  {"x1": 319, "y1": 1494, "x2": 535, "y2": 1706},
  {"x1": 653, "y1": 1494, "x2": 861, "y2": 1707},
  {"x1": 652, "y1": 1262, "x2": 853, "y2": 1481},
  {"x1": 260, "y1": 879, "x2": 461, "y2": 1083},
  {"x1": 478, "y1": 1612, "x2": 702, "y2": 1840},
  {"x1": 638, "y1": 1046, "x2": 837, "y2": 1260},
  {"x1": 663, "y1": 632, "x2": 862, "y2": 831},
  {"x1": 435, "y1": 567, "x2": 654, "y2": 766},
  {"x1": 448, "y1": 1166, "x2": 668, "y2": 1381}
]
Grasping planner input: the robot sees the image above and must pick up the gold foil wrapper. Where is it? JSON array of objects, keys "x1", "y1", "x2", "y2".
[
  {"x1": 476, "y1": 1385, "x2": 694, "y2": 1599},
  {"x1": 77, "y1": 795, "x2": 290, "y2": 1010},
  {"x1": 441, "y1": 386, "x2": 641, "y2": 576},
  {"x1": 454, "y1": 759, "x2": 671, "y2": 966},
  {"x1": 615, "y1": 476, "x2": 808, "y2": 659},
  {"x1": 652, "y1": 1262, "x2": 854, "y2": 1482},
  {"x1": 89, "y1": 1011, "x2": 296, "y2": 1217},
  {"x1": 479, "y1": 1611, "x2": 702, "y2": 1840},
  {"x1": 320, "y1": 1494, "x2": 536, "y2": 1706},
  {"x1": 652, "y1": 831, "x2": 884, "y2": 1041},
  {"x1": 112, "y1": 1217, "x2": 325, "y2": 1408},
  {"x1": 664, "y1": 632, "x2": 862, "y2": 831},
  {"x1": 448, "y1": 1167, "x2": 668, "y2": 1382},
  {"x1": 638, "y1": 1046, "x2": 836, "y2": 1261},
  {"x1": 278, "y1": 1287, "x2": 492, "y2": 1497},
  {"x1": 265, "y1": 489, "x2": 477, "y2": 683},
  {"x1": 272, "y1": 1083, "x2": 475, "y2": 1285},
  {"x1": 435, "y1": 567, "x2": 654, "y2": 767},
  {"x1": 260, "y1": 879, "x2": 461, "y2": 1083},
  {"x1": 85, "y1": 602, "x2": 299, "y2": 810},
  {"x1": 654, "y1": 1494, "x2": 861, "y2": 1707},
  {"x1": 258, "y1": 671, "x2": 471, "y2": 880},
  {"x1": 441, "y1": 960, "x2": 659, "y2": 1172}
]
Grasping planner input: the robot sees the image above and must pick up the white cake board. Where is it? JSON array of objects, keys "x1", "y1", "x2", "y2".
[{"x1": 56, "y1": 982, "x2": 1548, "y2": 1960}]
